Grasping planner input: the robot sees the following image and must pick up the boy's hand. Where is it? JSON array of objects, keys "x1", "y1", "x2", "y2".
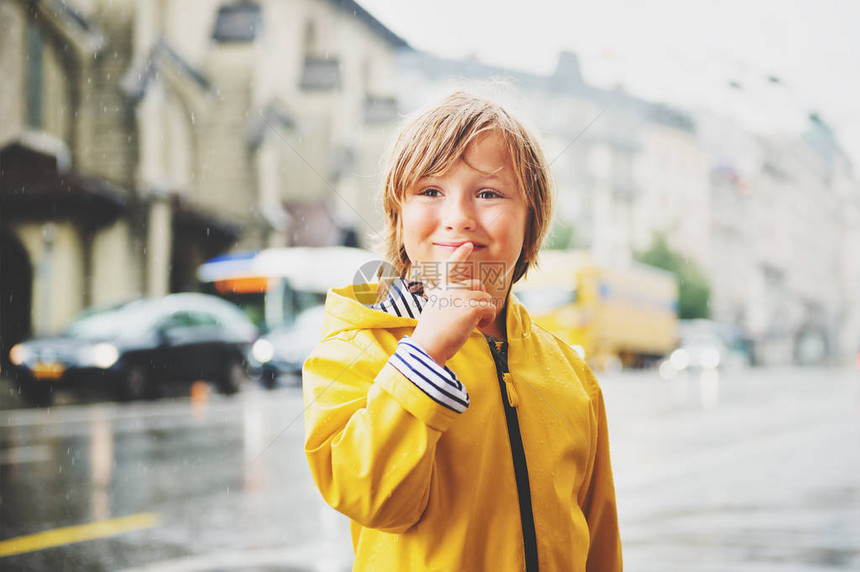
[{"x1": 410, "y1": 243, "x2": 497, "y2": 366}]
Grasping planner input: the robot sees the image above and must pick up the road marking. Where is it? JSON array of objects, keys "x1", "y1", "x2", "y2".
[
  {"x1": 0, "y1": 513, "x2": 159, "y2": 557},
  {"x1": 119, "y1": 545, "x2": 353, "y2": 572}
]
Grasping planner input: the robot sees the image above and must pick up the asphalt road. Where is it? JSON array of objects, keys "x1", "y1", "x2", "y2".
[{"x1": 1, "y1": 367, "x2": 858, "y2": 571}]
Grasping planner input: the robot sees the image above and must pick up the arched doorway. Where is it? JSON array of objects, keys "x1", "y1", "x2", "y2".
[{"x1": 0, "y1": 231, "x2": 33, "y2": 371}]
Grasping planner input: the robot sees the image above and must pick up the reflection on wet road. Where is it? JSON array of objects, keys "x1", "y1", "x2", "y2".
[
  {"x1": 1, "y1": 385, "x2": 353, "y2": 571},
  {"x1": 606, "y1": 367, "x2": 860, "y2": 571},
  {"x1": 0, "y1": 368, "x2": 858, "y2": 571}
]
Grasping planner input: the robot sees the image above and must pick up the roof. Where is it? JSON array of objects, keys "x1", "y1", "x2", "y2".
[
  {"x1": 332, "y1": 0, "x2": 410, "y2": 49},
  {"x1": 31, "y1": 0, "x2": 105, "y2": 54},
  {"x1": 0, "y1": 138, "x2": 127, "y2": 226},
  {"x1": 122, "y1": 40, "x2": 213, "y2": 104},
  {"x1": 397, "y1": 50, "x2": 698, "y2": 139},
  {"x1": 209, "y1": 0, "x2": 410, "y2": 49}
]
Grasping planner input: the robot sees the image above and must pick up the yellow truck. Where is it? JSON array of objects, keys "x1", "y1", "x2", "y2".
[{"x1": 513, "y1": 250, "x2": 679, "y2": 371}]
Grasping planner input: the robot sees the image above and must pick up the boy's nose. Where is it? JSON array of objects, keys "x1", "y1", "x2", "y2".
[{"x1": 442, "y1": 196, "x2": 475, "y2": 231}]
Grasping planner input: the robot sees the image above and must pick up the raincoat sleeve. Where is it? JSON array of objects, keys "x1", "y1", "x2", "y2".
[
  {"x1": 302, "y1": 334, "x2": 460, "y2": 533},
  {"x1": 582, "y1": 384, "x2": 623, "y2": 571}
]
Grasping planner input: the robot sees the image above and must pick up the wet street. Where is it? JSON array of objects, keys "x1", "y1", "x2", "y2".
[
  {"x1": 1, "y1": 367, "x2": 858, "y2": 571},
  {"x1": 606, "y1": 367, "x2": 860, "y2": 571}
]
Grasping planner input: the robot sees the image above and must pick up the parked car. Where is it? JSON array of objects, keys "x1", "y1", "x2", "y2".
[
  {"x1": 248, "y1": 304, "x2": 327, "y2": 388},
  {"x1": 7, "y1": 293, "x2": 258, "y2": 406},
  {"x1": 658, "y1": 320, "x2": 752, "y2": 379},
  {"x1": 198, "y1": 246, "x2": 382, "y2": 388}
]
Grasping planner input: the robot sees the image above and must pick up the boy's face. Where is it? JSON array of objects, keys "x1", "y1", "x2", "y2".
[{"x1": 401, "y1": 129, "x2": 528, "y2": 300}]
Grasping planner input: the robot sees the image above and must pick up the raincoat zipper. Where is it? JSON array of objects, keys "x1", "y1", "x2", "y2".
[{"x1": 487, "y1": 338, "x2": 539, "y2": 571}]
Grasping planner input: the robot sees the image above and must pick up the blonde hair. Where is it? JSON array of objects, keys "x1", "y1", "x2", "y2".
[{"x1": 377, "y1": 90, "x2": 554, "y2": 299}]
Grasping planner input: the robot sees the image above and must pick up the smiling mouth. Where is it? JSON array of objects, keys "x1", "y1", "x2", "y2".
[{"x1": 433, "y1": 242, "x2": 486, "y2": 249}]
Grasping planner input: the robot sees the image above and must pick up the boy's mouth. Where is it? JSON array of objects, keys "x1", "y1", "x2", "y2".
[{"x1": 433, "y1": 241, "x2": 486, "y2": 250}]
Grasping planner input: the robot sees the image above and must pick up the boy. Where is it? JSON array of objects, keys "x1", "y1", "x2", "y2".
[{"x1": 303, "y1": 91, "x2": 622, "y2": 571}]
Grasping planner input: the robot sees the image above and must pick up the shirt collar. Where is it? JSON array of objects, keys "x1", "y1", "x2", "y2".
[{"x1": 368, "y1": 277, "x2": 427, "y2": 319}]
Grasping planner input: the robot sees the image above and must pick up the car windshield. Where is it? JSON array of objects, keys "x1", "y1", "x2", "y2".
[{"x1": 65, "y1": 300, "x2": 159, "y2": 339}]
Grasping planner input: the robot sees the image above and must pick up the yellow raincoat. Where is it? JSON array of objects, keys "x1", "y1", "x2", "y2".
[{"x1": 303, "y1": 284, "x2": 622, "y2": 571}]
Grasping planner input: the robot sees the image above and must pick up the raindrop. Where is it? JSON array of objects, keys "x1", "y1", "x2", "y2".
[{"x1": 191, "y1": 112, "x2": 196, "y2": 125}]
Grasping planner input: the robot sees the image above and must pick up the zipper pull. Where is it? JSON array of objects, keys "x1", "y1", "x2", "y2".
[{"x1": 503, "y1": 372, "x2": 519, "y2": 408}]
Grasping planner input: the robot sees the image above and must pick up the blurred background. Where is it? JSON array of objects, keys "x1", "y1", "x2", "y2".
[{"x1": 0, "y1": 1, "x2": 858, "y2": 571}]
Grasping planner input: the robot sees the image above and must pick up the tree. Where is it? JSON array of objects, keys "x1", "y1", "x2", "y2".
[
  {"x1": 635, "y1": 234, "x2": 711, "y2": 319},
  {"x1": 544, "y1": 218, "x2": 575, "y2": 250}
]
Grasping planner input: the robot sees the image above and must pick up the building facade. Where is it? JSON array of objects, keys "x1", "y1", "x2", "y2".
[
  {"x1": 392, "y1": 49, "x2": 860, "y2": 366},
  {"x1": 0, "y1": 0, "x2": 407, "y2": 368}
]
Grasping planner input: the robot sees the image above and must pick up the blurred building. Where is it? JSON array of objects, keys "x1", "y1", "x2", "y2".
[
  {"x1": 393, "y1": 49, "x2": 860, "y2": 366},
  {"x1": 2, "y1": 1, "x2": 858, "y2": 368},
  {"x1": 700, "y1": 111, "x2": 860, "y2": 366},
  {"x1": 0, "y1": 0, "x2": 406, "y2": 365},
  {"x1": 394, "y1": 50, "x2": 709, "y2": 269}
]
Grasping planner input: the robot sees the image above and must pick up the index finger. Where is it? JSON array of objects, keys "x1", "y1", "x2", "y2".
[{"x1": 443, "y1": 242, "x2": 475, "y2": 287}]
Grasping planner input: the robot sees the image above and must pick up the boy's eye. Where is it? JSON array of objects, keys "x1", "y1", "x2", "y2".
[{"x1": 415, "y1": 188, "x2": 502, "y2": 199}]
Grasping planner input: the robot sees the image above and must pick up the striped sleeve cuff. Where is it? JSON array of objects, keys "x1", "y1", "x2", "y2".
[{"x1": 387, "y1": 336, "x2": 469, "y2": 414}]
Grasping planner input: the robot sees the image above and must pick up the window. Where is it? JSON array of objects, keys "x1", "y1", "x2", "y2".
[
  {"x1": 211, "y1": 2, "x2": 262, "y2": 43},
  {"x1": 186, "y1": 312, "x2": 219, "y2": 327}
]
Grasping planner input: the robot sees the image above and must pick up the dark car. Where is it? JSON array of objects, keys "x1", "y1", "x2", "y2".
[
  {"x1": 247, "y1": 304, "x2": 326, "y2": 388},
  {"x1": 7, "y1": 293, "x2": 258, "y2": 406}
]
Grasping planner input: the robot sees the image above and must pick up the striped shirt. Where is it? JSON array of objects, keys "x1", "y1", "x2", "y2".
[{"x1": 369, "y1": 278, "x2": 469, "y2": 413}]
